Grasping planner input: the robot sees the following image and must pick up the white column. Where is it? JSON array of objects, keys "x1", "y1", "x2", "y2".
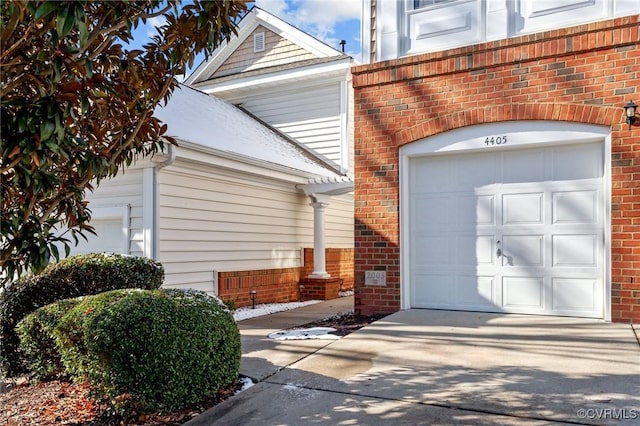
[{"x1": 309, "y1": 197, "x2": 330, "y2": 278}]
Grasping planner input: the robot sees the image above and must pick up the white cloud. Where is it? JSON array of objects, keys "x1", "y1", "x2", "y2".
[
  {"x1": 146, "y1": 15, "x2": 167, "y2": 38},
  {"x1": 254, "y1": 0, "x2": 361, "y2": 52}
]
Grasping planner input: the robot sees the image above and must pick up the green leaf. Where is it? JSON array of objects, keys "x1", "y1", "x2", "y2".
[
  {"x1": 56, "y1": 5, "x2": 75, "y2": 39},
  {"x1": 50, "y1": 243, "x2": 60, "y2": 261},
  {"x1": 40, "y1": 121, "x2": 55, "y2": 141},
  {"x1": 34, "y1": 1, "x2": 58, "y2": 20},
  {"x1": 85, "y1": 59, "x2": 93, "y2": 78},
  {"x1": 78, "y1": 20, "x2": 88, "y2": 49}
]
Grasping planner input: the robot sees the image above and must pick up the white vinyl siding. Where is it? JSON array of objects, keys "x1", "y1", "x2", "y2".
[
  {"x1": 157, "y1": 163, "x2": 353, "y2": 293},
  {"x1": 71, "y1": 168, "x2": 144, "y2": 256},
  {"x1": 236, "y1": 83, "x2": 343, "y2": 166}
]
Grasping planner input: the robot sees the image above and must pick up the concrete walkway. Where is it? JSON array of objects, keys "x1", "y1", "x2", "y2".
[
  {"x1": 186, "y1": 301, "x2": 640, "y2": 426},
  {"x1": 237, "y1": 296, "x2": 354, "y2": 382}
]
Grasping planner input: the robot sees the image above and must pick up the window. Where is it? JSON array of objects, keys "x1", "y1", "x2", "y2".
[
  {"x1": 62, "y1": 205, "x2": 130, "y2": 256},
  {"x1": 413, "y1": 0, "x2": 458, "y2": 9}
]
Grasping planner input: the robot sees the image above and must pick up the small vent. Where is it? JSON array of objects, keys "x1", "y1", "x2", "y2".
[{"x1": 253, "y1": 32, "x2": 265, "y2": 52}]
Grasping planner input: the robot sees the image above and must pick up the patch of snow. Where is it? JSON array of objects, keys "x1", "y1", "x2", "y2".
[
  {"x1": 154, "y1": 85, "x2": 341, "y2": 178},
  {"x1": 282, "y1": 383, "x2": 319, "y2": 400},
  {"x1": 233, "y1": 300, "x2": 321, "y2": 321},
  {"x1": 338, "y1": 290, "x2": 354, "y2": 297},
  {"x1": 268, "y1": 327, "x2": 340, "y2": 340},
  {"x1": 235, "y1": 377, "x2": 255, "y2": 394}
]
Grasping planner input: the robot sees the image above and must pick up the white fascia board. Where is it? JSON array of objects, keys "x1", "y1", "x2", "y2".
[
  {"x1": 185, "y1": 9, "x2": 262, "y2": 85},
  {"x1": 174, "y1": 140, "x2": 331, "y2": 184},
  {"x1": 196, "y1": 59, "x2": 352, "y2": 95}
]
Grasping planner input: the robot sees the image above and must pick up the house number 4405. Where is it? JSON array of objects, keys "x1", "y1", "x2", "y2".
[{"x1": 485, "y1": 136, "x2": 507, "y2": 146}]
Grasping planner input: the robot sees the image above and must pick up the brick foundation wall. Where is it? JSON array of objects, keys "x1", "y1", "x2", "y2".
[
  {"x1": 217, "y1": 247, "x2": 355, "y2": 308},
  {"x1": 299, "y1": 277, "x2": 343, "y2": 301},
  {"x1": 217, "y1": 268, "x2": 301, "y2": 307},
  {"x1": 352, "y1": 16, "x2": 640, "y2": 322}
]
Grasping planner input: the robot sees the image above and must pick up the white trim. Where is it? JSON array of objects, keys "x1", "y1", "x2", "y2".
[
  {"x1": 360, "y1": 0, "x2": 373, "y2": 64},
  {"x1": 339, "y1": 79, "x2": 349, "y2": 171},
  {"x1": 194, "y1": 59, "x2": 352, "y2": 95},
  {"x1": 399, "y1": 121, "x2": 611, "y2": 320},
  {"x1": 142, "y1": 167, "x2": 154, "y2": 259},
  {"x1": 176, "y1": 140, "x2": 340, "y2": 183},
  {"x1": 603, "y1": 132, "x2": 612, "y2": 322}
]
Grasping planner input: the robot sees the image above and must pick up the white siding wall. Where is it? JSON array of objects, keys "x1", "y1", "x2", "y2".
[
  {"x1": 67, "y1": 168, "x2": 145, "y2": 256},
  {"x1": 157, "y1": 162, "x2": 353, "y2": 293},
  {"x1": 225, "y1": 83, "x2": 344, "y2": 167}
]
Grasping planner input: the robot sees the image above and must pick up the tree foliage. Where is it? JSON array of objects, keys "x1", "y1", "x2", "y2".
[{"x1": 1, "y1": 0, "x2": 248, "y2": 282}]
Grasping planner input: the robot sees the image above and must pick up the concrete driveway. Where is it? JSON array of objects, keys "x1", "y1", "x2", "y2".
[{"x1": 187, "y1": 308, "x2": 640, "y2": 425}]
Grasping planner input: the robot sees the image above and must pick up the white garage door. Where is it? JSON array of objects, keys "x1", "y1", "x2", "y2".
[{"x1": 408, "y1": 142, "x2": 604, "y2": 318}]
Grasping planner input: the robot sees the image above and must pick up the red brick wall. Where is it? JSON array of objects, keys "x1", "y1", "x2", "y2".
[
  {"x1": 218, "y1": 268, "x2": 301, "y2": 307},
  {"x1": 301, "y1": 247, "x2": 355, "y2": 290},
  {"x1": 218, "y1": 247, "x2": 355, "y2": 308},
  {"x1": 352, "y1": 16, "x2": 640, "y2": 322}
]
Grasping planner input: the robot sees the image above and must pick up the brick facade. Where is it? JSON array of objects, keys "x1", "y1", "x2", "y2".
[
  {"x1": 352, "y1": 16, "x2": 640, "y2": 322},
  {"x1": 218, "y1": 247, "x2": 354, "y2": 308}
]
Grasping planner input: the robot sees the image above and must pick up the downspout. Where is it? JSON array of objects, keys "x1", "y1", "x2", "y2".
[{"x1": 143, "y1": 144, "x2": 176, "y2": 260}]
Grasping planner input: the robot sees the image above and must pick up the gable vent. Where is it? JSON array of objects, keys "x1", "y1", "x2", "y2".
[{"x1": 253, "y1": 32, "x2": 265, "y2": 53}]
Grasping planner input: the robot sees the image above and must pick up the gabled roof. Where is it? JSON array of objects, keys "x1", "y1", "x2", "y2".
[
  {"x1": 185, "y1": 6, "x2": 349, "y2": 85},
  {"x1": 153, "y1": 85, "x2": 346, "y2": 180}
]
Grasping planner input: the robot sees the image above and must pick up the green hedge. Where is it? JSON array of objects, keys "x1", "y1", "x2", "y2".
[
  {"x1": 54, "y1": 289, "x2": 241, "y2": 413},
  {"x1": 16, "y1": 298, "x2": 82, "y2": 380},
  {"x1": 1, "y1": 253, "x2": 164, "y2": 378}
]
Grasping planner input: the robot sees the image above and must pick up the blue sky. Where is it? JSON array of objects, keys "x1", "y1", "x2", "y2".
[{"x1": 133, "y1": 0, "x2": 362, "y2": 77}]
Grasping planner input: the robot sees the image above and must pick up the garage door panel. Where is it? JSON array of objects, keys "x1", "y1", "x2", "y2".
[
  {"x1": 552, "y1": 144, "x2": 603, "y2": 181},
  {"x1": 414, "y1": 235, "x2": 450, "y2": 266},
  {"x1": 413, "y1": 196, "x2": 451, "y2": 229},
  {"x1": 552, "y1": 190, "x2": 598, "y2": 224},
  {"x1": 458, "y1": 195, "x2": 495, "y2": 227},
  {"x1": 552, "y1": 278, "x2": 599, "y2": 313},
  {"x1": 502, "y1": 276, "x2": 545, "y2": 310},
  {"x1": 412, "y1": 157, "x2": 451, "y2": 190},
  {"x1": 503, "y1": 150, "x2": 545, "y2": 183},
  {"x1": 456, "y1": 275, "x2": 495, "y2": 308},
  {"x1": 412, "y1": 273, "x2": 451, "y2": 306},
  {"x1": 457, "y1": 154, "x2": 496, "y2": 187},
  {"x1": 553, "y1": 235, "x2": 598, "y2": 267},
  {"x1": 502, "y1": 235, "x2": 544, "y2": 267},
  {"x1": 502, "y1": 193, "x2": 544, "y2": 225},
  {"x1": 457, "y1": 235, "x2": 494, "y2": 265}
]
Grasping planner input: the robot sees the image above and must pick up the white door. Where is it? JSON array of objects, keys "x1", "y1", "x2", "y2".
[{"x1": 408, "y1": 142, "x2": 604, "y2": 318}]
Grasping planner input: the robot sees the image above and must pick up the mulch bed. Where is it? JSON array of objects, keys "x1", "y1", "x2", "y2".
[
  {"x1": 0, "y1": 311, "x2": 388, "y2": 425},
  {"x1": 293, "y1": 311, "x2": 389, "y2": 336}
]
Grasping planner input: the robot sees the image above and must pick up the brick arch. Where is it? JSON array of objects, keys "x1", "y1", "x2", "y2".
[{"x1": 393, "y1": 103, "x2": 618, "y2": 147}]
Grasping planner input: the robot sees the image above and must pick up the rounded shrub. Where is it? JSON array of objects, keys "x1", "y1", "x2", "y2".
[
  {"x1": 16, "y1": 298, "x2": 83, "y2": 380},
  {"x1": 1, "y1": 253, "x2": 164, "y2": 378},
  {"x1": 56, "y1": 289, "x2": 241, "y2": 413}
]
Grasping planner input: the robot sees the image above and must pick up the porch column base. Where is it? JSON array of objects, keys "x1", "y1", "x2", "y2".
[{"x1": 299, "y1": 277, "x2": 343, "y2": 301}]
